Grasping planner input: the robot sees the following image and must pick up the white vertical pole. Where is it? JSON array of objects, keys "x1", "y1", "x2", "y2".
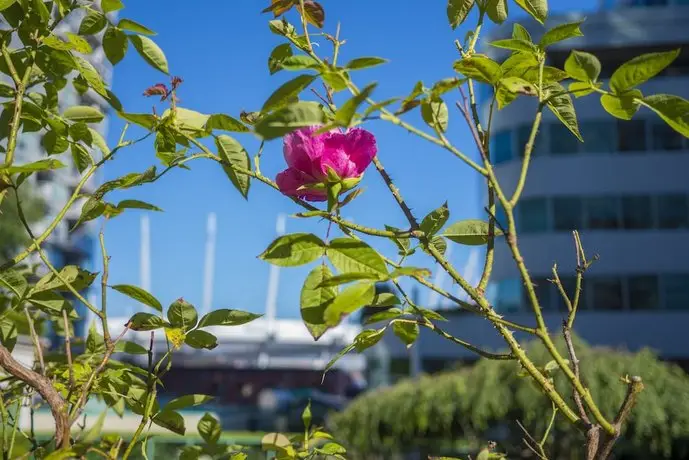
[
  {"x1": 202, "y1": 213, "x2": 217, "y2": 317},
  {"x1": 265, "y1": 214, "x2": 286, "y2": 335},
  {"x1": 140, "y1": 215, "x2": 151, "y2": 293}
]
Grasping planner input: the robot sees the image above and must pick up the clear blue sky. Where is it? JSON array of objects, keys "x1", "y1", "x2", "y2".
[{"x1": 100, "y1": 0, "x2": 598, "y2": 319}]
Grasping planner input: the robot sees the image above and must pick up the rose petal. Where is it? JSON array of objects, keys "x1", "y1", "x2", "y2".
[
  {"x1": 275, "y1": 168, "x2": 327, "y2": 202},
  {"x1": 283, "y1": 126, "x2": 326, "y2": 179},
  {"x1": 344, "y1": 128, "x2": 377, "y2": 175},
  {"x1": 320, "y1": 132, "x2": 359, "y2": 179}
]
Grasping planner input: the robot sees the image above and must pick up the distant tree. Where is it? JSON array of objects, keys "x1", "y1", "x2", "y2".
[
  {"x1": 0, "y1": 189, "x2": 44, "y2": 264},
  {"x1": 330, "y1": 336, "x2": 689, "y2": 460}
]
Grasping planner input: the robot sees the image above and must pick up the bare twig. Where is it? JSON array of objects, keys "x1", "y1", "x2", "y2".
[
  {"x1": 23, "y1": 307, "x2": 45, "y2": 375},
  {"x1": 62, "y1": 310, "x2": 74, "y2": 391},
  {"x1": 596, "y1": 377, "x2": 644, "y2": 459}
]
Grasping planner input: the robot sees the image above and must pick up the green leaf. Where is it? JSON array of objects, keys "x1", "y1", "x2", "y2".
[
  {"x1": 63, "y1": 105, "x2": 104, "y2": 123},
  {"x1": 164, "y1": 394, "x2": 214, "y2": 412},
  {"x1": 153, "y1": 410, "x2": 186, "y2": 435},
  {"x1": 485, "y1": 0, "x2": 508, "y2": 24},
  {"x1": 168, "y1": 298, "x2": 198, "y2": 330},
  {"x1": 497, "y1": 76, "x2": 537, "y2": 109},
  {"x1": 198, "y1": 413, "x2": 221, "y2": 445},
  {"x1": 490, "y1": 38, "x2": 536, "y2": 53},
  {"x1": 71, "y1": 143, "x2": 92, "y2": 173},
  {"x1": 371, "y1": 292, "x2": 401, "y2": 308},
  {"x1": 569, "y1": 81, "x2": 596, "y2": 98},
  {"x1": 326, "y1": 237, "x2": 388, "y2": 276},
  {"x1": 129, "y1": 35, "x2": 169, "y2": 74},
  {"x1": 447, "y1": 0, "x2": 474, "y2": 29},
  {"x1": 114, "y1": 340, "x2": 148, "y2": 354},
  {"x1": 612, "y1": 49, "x2": 682, "y2": 93},
  {"x1": 642, "y1": 94, "x2": 689, "y2": 138},
  {"x1": 539, "y1": 20, "x2": 584, "y2": 48},
  {"x1": 116, "y1": 199, "x2": 162, "y2": 212},
  {"x1": 102, "y1": 0, "x2": 124, "y2": 13},
  {"x1": 79, "y1": 10, "x2": 107, "y2": 35},
  {"x1": 565, "y1": 50, "x2": 601, "y2": 82},
  {"x1": 421, "y1": 97, "x2": 449, "y2": 133},
  {"x1": 600, "y1": 90, "x2": 642, "y2": 120},
  {"x1": 300, "y1": 264, "x2": 337, "y2": 340},
  {"x1": 128, "y1": 313, "x2": 166, "y2": 331},
  {"x1": 345, "y1": 56, "x2": 388, "y2": 70},
  {"x1": 82, "y1": 410, "x2": 107, "y2": 443},
  {"x1": 430, "y1": 235, "x2": 448, "y2": 255},
  {"x1": 334, "y1": 83, "x2": 376, "y2": 128},
  {"x1": 512, "y1": 23, "x2": 532, "y2": 42},
  {"x1": 41, "y1": 131, "x2": 69, "y2": 155},
  {"x1": 66, "y1": 33, "x2": 93, "y2": 54},
  {"x1": 443, "y1": 219, "x2": 503, "y2": 245},
  {"x1": 32, "y1": 266, "x2": 97, "y2": 294},
  {"x1": 118, "y1": 112, "x2": 157, "y2": 130},
  {"x1": 268, "y1": 43, "x2": 293, "y2": 74},
  {"x1": 216, "y1": 135, "x2": 251, "y2": 198},
  {"x1": 262, "y1": 74, "x2": 316, "y2": 113},
  {"x1": 321, "y1": 69, "x2": 349, "y2": 92},
  {"x1": 254, "y1": 101, "x2": 326, "y2": 140},
  {"x1": 420, "y1": 202, "x2": 450, "y2": 236},
  {"x1": 353, "y1": 328, "x2": 386, "y2": 353},
  {"x1": 198, "y1": 309, "x2": 262, "y2": 328},
  {"x1": 259, "y1": 233, "x2": 325, "y2": 267},
  {"x1": 364, "y1": 307, "x2": 403, "y2": 325},
  {"x1": 431, "y1": 78, "x2": 464, "y2": 98},
  {"x1": 318, "y1": 272, "x2": 384, "y2": 287},
  {"x1": 111, "y1": 284, "x2": 162, "y2": 312},
  {"x1": 0, "y1": 0, "x2": 16, "y2": 11},
  {"x1": 453, "y1": 55, "x2": 501, "y2": 84},
  {"x1": 118, "y1": 18, "x2": 156, "y2": 35},
  {"x1": 546, "y1": 83, "x2": 582, "y2": 141},
  {"x1": 1, "y1": 159, "x2": 65, "y2": 174},
  {"x1": 69, "y1": 122, "x2": 93, "y2": 145},
  {"x1": 205, "y1": 114, "x2": 249, "y2": 133},
  {"x1": 514, "y1": 0, "x2": 547, "y2": 24},
  {"x1": 318, "y1": 443, "x2": 347, "y2": 455},
  {"x1": 280, "y1": 55, "x2": 321, "y2": 71},
  {"x1": 392, "y1": 321, "x2": 419, "y2": 348},
  {"x1": 73, "y1": 55, "x2": 108, "y2": 97},
  {"x1": 184, "y1": 330, "x2": 218, "y2": 350},
  {"x1": 324, "y1": 343, "x2": 356, "y2": 374},
  {"x1": 390, "y1": 266, "x2": 432, "y2": 279},
  {"x1": 324, "y1": 282, "x2": 375, "y2": 326},
  {"x1": 0, "y1": 270, "x2": 27, "y2": 298},
  {"x1": 103, "y1": 27, "x2": 128, "y2": 65}
]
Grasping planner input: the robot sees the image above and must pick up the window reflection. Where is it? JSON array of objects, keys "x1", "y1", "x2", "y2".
[
  {"x1": 617, "y1": 120, "x2": 647, "y2": 152},
  {"x1": 553, "y1": 197, "x2": 583, "y2": 231},
  {"x1": 622, "y1": 196, "x2": 653, "y2": 229},
  {"x1": 518, "y1": 198, "x2": 548, "y2": 234},
  {"x1": 651, "y1": 121, "x2": 684, "y2": 151},
  {"x1": 491, "y1": 130, "x2": 513, "y2": 165},
  {"x1": 581, "y1": 120, "x2": 616, "y2": 154},
  {"x1": 495, "y1": 279, "x2": 522, "y2": 313},
  {"x1": 550, "y1": 123, "x2": 579, "y2": 155},
  {"x1": 664, "y1": 274, "x2": 689, "y2": 310},
  {"x1": 586, "y1": 197, "x2": 621, "y2": 229},
  {"x1": 629, "y1": 275, "x2": 659, "y2": 310},
  {"x1": 591, "y1": 277, "x2": 624, "y2": 310},
  {"x1": 517, "y1": 124, "x2": 547, "y2": 157},
  {"x1": 658, "y1": 194, "x2": 689, "y2": 229}
]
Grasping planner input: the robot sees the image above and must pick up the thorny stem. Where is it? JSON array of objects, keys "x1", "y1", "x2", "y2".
[
  {"x1": 99, "y1": 231, "x2": 111, "y2": 344},
  {"x1": 62, "y1": 310, "x2": 75, "y2": 391},
  {"x1": 122, "y1": 332, "x2": 156, "y2": 460},
  {"x1": 596, "y1": 377, "x2": 645, "y2": 459},
  {"x1": 298, "y1": 0, "x2": 313, "y2": 52},
  {"x1": 564, "y1": 326, "x2": 591, "y2": 425},
  {"x1": 1, "y1": 48, "x2": 34, "y2": 168},
  {"x1": 23, "y1": 307, "x2": 45, "y2": 375}
]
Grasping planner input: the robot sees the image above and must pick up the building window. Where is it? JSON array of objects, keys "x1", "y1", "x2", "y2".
[
  {"x1": 617, "y1": 120, "x2": 647, "y2": 152},
  {"x1": 491, "y1": 130, "x2": 513, "y2": 165},
  {"x1": 591, "y1": 277, "x2": 623, "y2": 310},
  {"x1": 495, "y1": 279, "x2": 522, "y2": 313},
  {"x1": 517, "y1": 123, "x2": 547, "y2": 157},
  {"x1": 553, "y1": 197, "x2": 583, "y2": 231},
  {"x1": 657, "y1": 194, "x2": 689, "y2": 229},
  {"x1": 663, "y1": 274, "x2": 689, "y2": 309},
  {"x1": 651, "y1": 121, "x2": 684, "y2": 151},
  {"x1": 621, "y1": 195, "x2": 653, "y2": 229},
  {"x1": 550, "y1": 123, "x2": 579, "y2": 155},
  {"x1": 580, "y1": 120, "x2": 616, "y2": 154},
  {"x1": 628, "y1": 275, "x2": 659, "y2": 310},
  {"x1": 586, "y1": 196, "x2": 621, "y2": 229},
  {"x1": 518, "y1": 198, "x2": 548, "y2": 233}
]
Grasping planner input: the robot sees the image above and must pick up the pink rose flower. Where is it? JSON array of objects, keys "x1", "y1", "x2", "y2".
[{"x1": 276, "y1": 126, "x2": 377, "y2": 202}]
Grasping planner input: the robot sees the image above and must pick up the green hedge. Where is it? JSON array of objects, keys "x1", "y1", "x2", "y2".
[{"x1": 330, "y1": 336, "x2": 689, "y2": 459}]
